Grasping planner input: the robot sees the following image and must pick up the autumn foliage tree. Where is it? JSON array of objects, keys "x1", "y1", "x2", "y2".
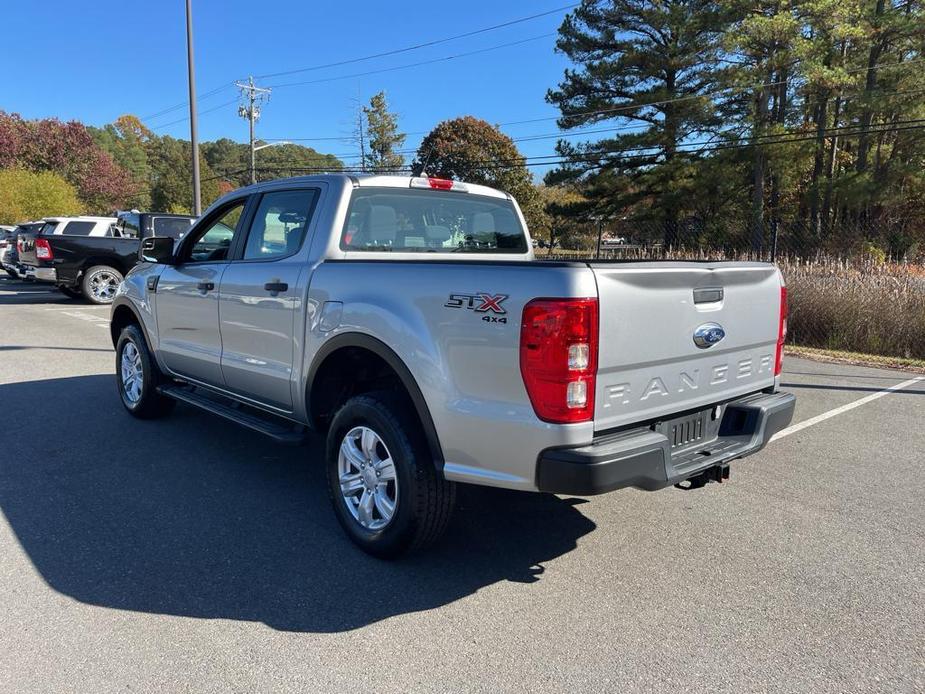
[
  {"x1": 0, "y1": 111, "x2": 132, "y2": 213},
  {"x1": 414, "y1": 116, "x2": 545, "y2": 230}
]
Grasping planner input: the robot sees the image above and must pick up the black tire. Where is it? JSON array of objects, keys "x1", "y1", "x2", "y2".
[
  {"x1": 58, "y1": 286, "x2": 82, "y2": 299},
  {"x1": 82, "y1": 265, "x2": 123, "y2": 305},
  {"x1": 4, "y1": 269, "x2": 17, "y2": 279},
  {"x1": 115, "y1": 324, "x2": 176, "y2": 419},
  {"x1": 326, "y1": 391, "x2": 456, "y2": 558}
]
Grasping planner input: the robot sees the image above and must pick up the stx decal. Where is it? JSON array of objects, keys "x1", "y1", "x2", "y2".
[{"x1": 445, "y1": 292, "x2": 509, "y2": 323}]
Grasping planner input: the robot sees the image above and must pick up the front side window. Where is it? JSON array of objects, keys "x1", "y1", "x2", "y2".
[
  {"x1": 341, "y1": 188, "x2": 528, "y2": 254},
  {"x1": 183, "y1": 201, "x2": 245, "y2": 263},
  {"x1": 242, "y1": 190, "x2": 318, "y2": 260},
  {"x1": 118, "y1": 214, "x2": 141, "y2": 238}
]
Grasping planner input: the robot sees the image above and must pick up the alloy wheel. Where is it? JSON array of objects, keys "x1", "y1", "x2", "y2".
[
  {"x1": 337, "y1": 426, "x2": 399, "y2": 530},
  {"x1": 120, "y1": 341, "x2": 143, "y2": 404},
  {"x1": 90, "y1": 270, "x2": 119, "y2": 301}
]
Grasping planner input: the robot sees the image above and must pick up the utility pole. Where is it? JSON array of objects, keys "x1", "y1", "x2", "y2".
[
  {"x1": 356, "y1": 104, "x2": 367, "y2": 172},
  {"x1": 235, "y1": 76, "x2": 271, "y2": 185},
  {"x1": 185, "y1": 0, "x2": 201, "y2": 215}
]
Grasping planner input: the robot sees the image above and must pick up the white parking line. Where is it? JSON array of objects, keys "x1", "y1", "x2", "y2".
[
  {"x1": 771, "y1": 375, "x2": 925, "y2": 442},
  {"x1": 59, "y1": 311, "x2": 108, "y2": 323}
]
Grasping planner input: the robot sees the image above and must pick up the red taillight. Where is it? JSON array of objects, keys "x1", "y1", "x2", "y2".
[
  {"x1": 775, "y1": 285, "x2": 788, "y2": 376},
  {"x1": 427, "y1": 178, "x2": 454, "y2": 190},
  {"x1": 35, "y1": 238, "x2": 53, "y2": 260},
  {"x1": 520, "y1": 298, "x2": 599, "y2": 424}
]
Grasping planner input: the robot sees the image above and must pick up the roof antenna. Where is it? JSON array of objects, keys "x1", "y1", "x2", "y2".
[{"x1": 413, "y1": 147, "x2": 434, "y2": 177}]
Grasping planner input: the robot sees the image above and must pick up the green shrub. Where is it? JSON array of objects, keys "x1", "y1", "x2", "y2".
[{"x1": 0, "y1": 168, "x2": 83, "y2": 224}]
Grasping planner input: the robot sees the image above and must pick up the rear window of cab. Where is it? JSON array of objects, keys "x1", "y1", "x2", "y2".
[{"x1": 341, "y1": 188, "x2": 528, "y2": 254}]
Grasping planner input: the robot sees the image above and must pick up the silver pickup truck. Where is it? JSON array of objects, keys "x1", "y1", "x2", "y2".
[{"x1": 110, "y1": 174, "x2": 795, "y2": 557}]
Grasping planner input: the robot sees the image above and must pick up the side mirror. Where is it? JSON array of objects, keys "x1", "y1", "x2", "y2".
[{"x1": 140, "y1": 236, "x2": 175, "y2": 264}]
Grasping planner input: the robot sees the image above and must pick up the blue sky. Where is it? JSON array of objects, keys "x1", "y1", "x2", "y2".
[{"x1": 4, "y1": 1, "x2": 586, "y2": 176}]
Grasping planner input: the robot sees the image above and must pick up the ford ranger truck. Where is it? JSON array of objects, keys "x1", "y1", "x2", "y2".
[{"x1": 109, "y1": 174, "x2": 795, "y2": 558}]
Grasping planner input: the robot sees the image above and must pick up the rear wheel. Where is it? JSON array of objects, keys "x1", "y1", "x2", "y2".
[
  {"x1": 116, "y1": 324, "x2": 175, "y2": 419},
  {"x1": 326, "y1": 392, "x2": 455, "y2": 558},
  {"x1": 4, "y1": 269, "x2": 16, "y2": 279},
  {"x1": 82, "y1": 265, "x2": 123, "y2": 304}
]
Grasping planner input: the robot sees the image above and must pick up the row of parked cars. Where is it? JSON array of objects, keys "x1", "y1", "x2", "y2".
[{"x1": 0, "y1": 211, "x2": 196, "y2": 303}]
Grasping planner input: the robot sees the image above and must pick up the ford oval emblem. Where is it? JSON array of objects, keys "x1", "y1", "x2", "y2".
[{"x1": 693, "y1": 323, "x2": 726, "y2": 349}]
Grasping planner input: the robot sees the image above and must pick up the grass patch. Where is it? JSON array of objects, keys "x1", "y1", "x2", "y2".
[
  {"x1": 780, "y1": 257, "x2": 925, "y2": 360},
  {"x1": 785, "y1": 345, "x2": 925, "y2": 374}
]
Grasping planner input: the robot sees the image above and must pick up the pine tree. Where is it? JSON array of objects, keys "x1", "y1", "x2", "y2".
[
  {"x1": 363, "y1": 91, "x2": 406, "y2": 173},
  {"x1": 546, "y1": 0, "x2": 731, "y2": 245}
]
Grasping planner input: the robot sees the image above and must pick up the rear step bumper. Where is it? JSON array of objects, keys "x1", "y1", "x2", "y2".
[{"x1": 536, "y1": 391, "x2": 795, "y2": 495}]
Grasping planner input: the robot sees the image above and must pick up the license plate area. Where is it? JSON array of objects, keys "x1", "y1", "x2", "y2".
[{"x1": 653, "y1": 407, "x2": 721, "y2": 451}]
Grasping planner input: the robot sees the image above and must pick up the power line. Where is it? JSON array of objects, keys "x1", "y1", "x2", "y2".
[
  {"x1": 505, "y1": 56, "x2": 925, "y2": 128},
  {"x1": 205, "y1": 119, "x2": 925, "y2": 184},
  {"x1": 266, "y1": 34, "x2": 555, "y2": 89},
  {"x1": 138, "y1": 32, "x2": 556, "y2": 132},
  {"x1": 258, "y1": 115, "x2": 925, "y2": 171},
  {"x1": 149, "y1": 97, "x2": 240, "y2": 130},
  {"x1": 138, "y1": 4, "x2": 575, "y2": 125},
  {"x1": 140, "y1": 83, "x2": 235, "y2": 122},
  {"x1": 466, "y1": 122, "x2": 925, "y2": 171},
  {"x1": 255, "y1": 3, "x2": 577, "y2": 79},
  {"x1": 260, "y1": 79, "x2": 924, "y2": 151}
]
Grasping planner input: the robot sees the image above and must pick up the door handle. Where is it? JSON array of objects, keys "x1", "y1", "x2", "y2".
[
  {"x1": 264, "y1": 281, "x2": 288, "y2": 294},
  {"x1": 197, "y1": 281, "x2": 215, "y2": 292}
]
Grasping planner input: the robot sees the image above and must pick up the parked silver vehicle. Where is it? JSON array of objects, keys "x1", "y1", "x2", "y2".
[{"x1": 110, "y1": 174, "x2": 795, "y2": 557}]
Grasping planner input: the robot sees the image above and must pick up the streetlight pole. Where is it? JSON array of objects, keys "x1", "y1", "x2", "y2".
[{"x1": 185, "y1": 0, "x2": 201, "y2": 215}]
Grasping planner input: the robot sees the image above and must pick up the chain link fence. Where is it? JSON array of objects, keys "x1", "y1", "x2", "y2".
[{"x1": 542, "y1": 219, "x2": 925, "y2": 360}]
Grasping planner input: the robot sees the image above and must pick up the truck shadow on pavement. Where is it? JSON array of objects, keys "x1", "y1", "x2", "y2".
[
  {"x1": 0, "y1": 280, "x2": 75, "y2": 305},
  {"x1": 0, "y1": 375, "x2": 596, "y2": 633}
]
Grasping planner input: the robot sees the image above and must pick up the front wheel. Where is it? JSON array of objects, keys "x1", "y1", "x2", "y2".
[
  {"x1": 116, "y1": 324, "x2": 176, "y2": 419},
  {"x1": 82, "y1": 265, "x2": 123, "y2": 304},
  {"x1": 326, "y1": 392, "x2": 455, "y2": 558}
]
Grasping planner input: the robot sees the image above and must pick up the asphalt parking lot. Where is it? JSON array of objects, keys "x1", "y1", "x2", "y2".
[{"x1": 0, "y1": 276, "x2": 922, "y2": 694}]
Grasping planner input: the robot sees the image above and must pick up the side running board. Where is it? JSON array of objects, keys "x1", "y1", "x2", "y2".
[{"x1": 157, "y1": 384, "x2": 308, "y2": 446}]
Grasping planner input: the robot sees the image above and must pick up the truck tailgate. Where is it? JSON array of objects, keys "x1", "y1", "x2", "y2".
[
  {"x1": 17, "y1": 231, "x2": 39, "y2": 267},
  {"x1": 591, "y1": 262, "x2": 782, "y2": 432}
]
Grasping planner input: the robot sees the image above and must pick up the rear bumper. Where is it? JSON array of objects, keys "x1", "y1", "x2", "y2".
[
  {"x1": 536, "y1": 391, "x2": 795, "y2": 495},
  {"x1": 34, "y1": 267, "x2": 56, "y2": 282}
]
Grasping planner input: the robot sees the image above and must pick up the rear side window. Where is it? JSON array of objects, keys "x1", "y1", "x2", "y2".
[
  {"x1": 119, "y1": 214, "x2": 141, "y2": 238},
  {"x1": 39, "y1": 222, "x2": 58, "y2": 235},
  {"x1": 242, "y1": 190, "x2": 318, "y2": 260},
  {"x1": 61, "y1": 221, "x2": 96, "y2": 236},
  {"x1": 153, "y1": 216, "x2": 195, "y2": 240},
  {"x1": 341, "y1": 188, "x2": 528, "y2": 254}
]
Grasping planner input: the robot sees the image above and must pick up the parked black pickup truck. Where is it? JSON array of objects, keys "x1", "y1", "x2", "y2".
[{"x1": 19, "y1": 212, "x2": 195, "y2": 304}]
